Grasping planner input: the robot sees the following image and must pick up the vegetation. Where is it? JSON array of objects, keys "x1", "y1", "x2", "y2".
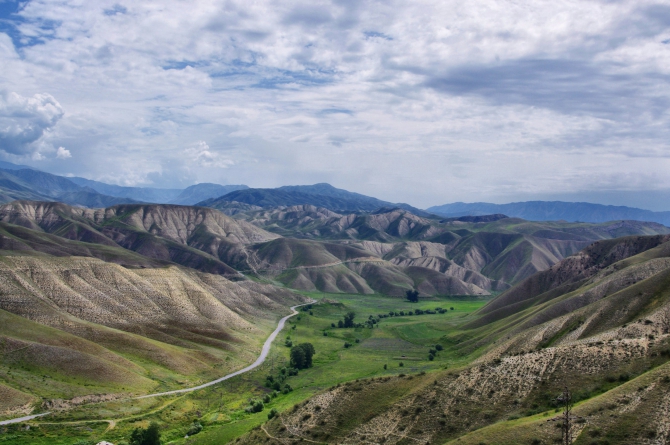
[
  {"x1": 129, "y1": 422, "x2": 161, "y2": 445},
  {"x1": 406, "y1": 289, "x2": 420, "y2": 302}
]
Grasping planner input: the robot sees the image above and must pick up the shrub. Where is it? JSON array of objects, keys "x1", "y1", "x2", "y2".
[
  {"x1": 344, "y1": 342, "x2": 352, "y2": 348},
  {"x1": 290, "y1": 343, "x2": 315, "y2": 369},
  {"x1": 129, "y1": 422, "x2": 161, "y2": 445},
  {"x1": 399, "y1": 362, "x2": 404, "y2": 367},
  {"x1": 187, "y1": 421, "x2": 203, "y2": 436},
  {"x1": 428, "y1": 354, "x2": 434, "y2": 361},
  {"x1": 245, "y1": 399, "x2": 264, "y2": 413},
  {"x1": 323, "y1": 331, "x2": 328, "y2": 336},
  {"x1": 263, "y1": 394, "x2": 271, "y2": 404},
  {"x1": 355, "y1": 338, "x2": 360, "y2": 343},
  {"x1": 435, "y1": 344, "x2": 443, "y2": 351},
  {"x1": 383, "y1": 364, "x2": 387, "y2": 370},
  {"x1": 267, "y1": 408, "x2": 278, "y2": 420}
]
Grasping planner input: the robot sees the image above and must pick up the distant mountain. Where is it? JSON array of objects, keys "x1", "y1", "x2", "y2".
[
  {"x1": 68, "y1": 177, "x2": 183, "y2": 203},
  {"x1": 427, "y1": 201, "x2": 670, "y2": 225},
  {"x1": 69, "y1": 177, "x2": 248, "y2": 205},
  {"x1": 0, "y1": 168, "x2": 135, "y2": 207},
  {"x1": 200, "y1": 183, "x2": 431, "y2": 215},
  {"x1": 170, "y1": 183, "x2": 248, "y2": 205},
  {"x1": 0, "y1": 160, "x2": 37, "y2": 171}
]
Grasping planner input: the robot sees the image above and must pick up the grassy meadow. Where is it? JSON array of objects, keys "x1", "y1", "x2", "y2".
[{"x1": 0, "y1": 292, "x2": 491, "y2": 445}]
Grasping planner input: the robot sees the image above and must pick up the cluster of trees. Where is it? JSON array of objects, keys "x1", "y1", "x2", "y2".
[
  {"x1": 329, "y1": 307, "x2": 453, "y2": 332},
  {"x1": 406, "y1": 289, "x2": 420, "y2": 302},
  {"x1": 428, "y1": 344, "x2": 443, "y2": 361},
  {"x1": 290, "y1": 343, "x2": 315, "y2": 369},
  {"x1": 330, "y1": 311, "x2": 356, "y2": 328},
  {"x1": 300, "y1": 304, "x2": 314, "y2": 315},
  {"x1": 265, "y1": 366, "x2": 297, "y2": 393}
]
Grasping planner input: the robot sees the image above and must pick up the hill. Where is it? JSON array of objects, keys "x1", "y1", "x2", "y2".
[
  {"x1": 428, "y1": 200, "x2": 670, "y2": 225},
  {"x1": 0, "y1": 254, "x2": 306, "y2": 416},
  {"x1": 199, "y1": 183, "x2": 429, "y2": 214},
  {"x1": 0, "y1": 201, "x2": 279, "y2": 278}
]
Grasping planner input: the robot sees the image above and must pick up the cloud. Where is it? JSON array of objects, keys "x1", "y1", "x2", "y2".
[
  {"x1": 0, "y1": 91, "x2": 64, "y2": 155},
  {"x1": 186, "y1": 141, "x2": 234, "y2": 168},
  {"x1": 55, "y1": 146, "x2": 70, "y2": 158},
  {"x1": 0, "y1": 0, "x2": 669, "y2": 209}
]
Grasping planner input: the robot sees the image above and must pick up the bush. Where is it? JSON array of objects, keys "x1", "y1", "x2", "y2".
[
  {"x1": 186, "y1": 421, "x2": 203, "y2": 436},
  {"x1": 383, "y1": 364, "x2": 387, "y2": 370},
  {"x1": 285, "y1": 339, "x2": 293, "y2": 347},
  {"x1": 399, "y1": 362, "x2": 404, "y2": 367},
  {"x1": 323, "y1": 331, "x2": 328, "y2": 336},
  {"x1": 435, "y1": 344, "x2": 443, "y2": 351},
  {"x1": 129, "y1": 422, "x2": 161, "y2": 445},
  {"x1": 282, "y1": 384, "x2": 293, "y2": 394},
  {"x1": 355, "y1": 338, "x2": 360, "y2": 343},
  {"x1": 428, "y1": 354, "x2": 434, "y2": 361},
  {"x1": 267, "y1": 408, "x2": 278, "y2": 420},
  {"x1": 245, "y1": 399, "x2": 264, "y2": 413},
  {"x1": 263, "y1": 394, "x2": 271, "y2": 403},
  {"x1": 331, "y1": 323, "x2": 336, "y2": 328},
  {"x1": 344, "y1": 342, "x2": 352, "y2": 348}
]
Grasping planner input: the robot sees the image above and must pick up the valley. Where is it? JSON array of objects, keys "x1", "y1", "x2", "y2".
[{"x1": 0, "y1": 197, "x2": 670, "y2": 444}]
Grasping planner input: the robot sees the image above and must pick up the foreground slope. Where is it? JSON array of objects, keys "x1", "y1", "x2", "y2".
[{"x1": 238, "y1": 235, "x2": 670, "y2": 444}]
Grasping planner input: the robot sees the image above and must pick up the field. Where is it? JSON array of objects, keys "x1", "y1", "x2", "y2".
[{"x1": 0, "y1": 292, "x2": 491, "y2": 445}]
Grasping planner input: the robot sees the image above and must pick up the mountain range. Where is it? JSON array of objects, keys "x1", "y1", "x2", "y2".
[
  {"x1": 1, "y1": 201, "x2": 667, "y2": 299},
  {"x1": 428, "y1": 200, "x2": 670, "y2": 225}
]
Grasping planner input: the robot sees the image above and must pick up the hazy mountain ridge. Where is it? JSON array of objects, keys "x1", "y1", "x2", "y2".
[
  {"x1": 199, "y1": 183, "x2": 430, "y2": 215},
  {"x1": 429, "y1": 200, "x2": 670, "y2": 225}
]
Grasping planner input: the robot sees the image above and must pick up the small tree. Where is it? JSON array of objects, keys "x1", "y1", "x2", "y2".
[
  {"x1": 406, "y1": 289, "x2": 419, "y2": 303},
  {"x1": 557, "y1": 386, "x2": 573, "y2": 445},
  {"x1": 343, "y1": 311, "x2": 356, "y2": 328}
]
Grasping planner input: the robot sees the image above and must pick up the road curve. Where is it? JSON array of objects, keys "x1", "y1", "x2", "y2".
[
  {"x1": 0, "y1": 300, "x2": 314, "y2": 424},
  {"x1": 136, "y1": 300, "x2": 314, "y2": 399}
]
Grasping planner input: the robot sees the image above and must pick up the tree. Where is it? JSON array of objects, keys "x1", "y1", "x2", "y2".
[
  {"x1": 130, "y1": 422, "x2": 161, "y2": 445},
  {"x1": 290, "y1": 345, "x2": 306, "y2": 369},
  {"x1": 557, "y1": 386, "x2": 574, "y2": 445},
  {"x1": 406, "y1": 289, "x2": 419, "y2": 303},
  {"x1": 343, "y1": 311, "x2": 356, "y2": 328}
]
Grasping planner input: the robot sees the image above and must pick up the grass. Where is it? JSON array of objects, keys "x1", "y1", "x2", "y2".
[{"x1": 2, "y1": 292, "x2": 489, "y2": 444}]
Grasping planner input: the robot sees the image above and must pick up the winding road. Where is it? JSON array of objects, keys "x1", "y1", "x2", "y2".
[{"x1": 0, "y1": 300, "x2": 314, "y2": 425}]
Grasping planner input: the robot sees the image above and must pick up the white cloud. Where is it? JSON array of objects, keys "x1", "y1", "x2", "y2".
[
  {"x1": 56, "y1": 146, "x2": 71, "y2": 158},
  {"x1": 0, "y1": 91, "x2": 64, "y2": 155},
  {"x1": 186, "y1": 141, "x2": 234, "y2": 168},
  {"x1": 0, "y1": 0, "x2": 669, "y2": 207}
]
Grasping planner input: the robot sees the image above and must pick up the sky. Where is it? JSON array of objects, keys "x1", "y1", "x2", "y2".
[{"x1": 1, "y1": 0, "x2": 670, "y2": 210}]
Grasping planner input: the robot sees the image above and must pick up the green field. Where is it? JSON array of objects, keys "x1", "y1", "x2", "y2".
[{"x1": 2, "y1": 292, "x2": 490, "y2": 445}]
